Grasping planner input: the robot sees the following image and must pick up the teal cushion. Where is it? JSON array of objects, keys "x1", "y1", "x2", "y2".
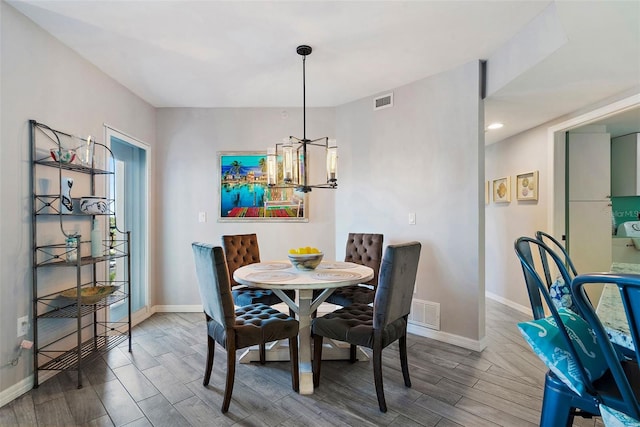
[
  {"x1": 549, "y1": 277, "x2": 578, "y2": 313},
  {"x1": 518, "y1": 308, "x2": 608, "y2": 395},
  {"x1": 600, "y1": 404, "x2": 640, "y2": 427}
]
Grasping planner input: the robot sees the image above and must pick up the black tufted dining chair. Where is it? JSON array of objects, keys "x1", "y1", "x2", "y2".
[
  {"x1": 311, "y1": 241, "x2": 421, "y2": 412},
  {"x1": 222, "y1": 233, "x2": 295, "y2": 363},
  {"x1": 192, "y1": 242, "x2": 299, "y2": 413}
]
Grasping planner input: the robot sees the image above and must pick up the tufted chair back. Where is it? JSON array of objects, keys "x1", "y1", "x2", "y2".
[
  {"x1": 222, "y1": 234, "x2": 261, "y2": 287},
  {"x1": 344, "y1": 233, "x2": 383, "y2": 286},
  {"x1": 373, "y1": 242, "x2": 422, "y2": 330},
  {"x1": 192, "y1": 242, "x2": 235, "y2": 328}
]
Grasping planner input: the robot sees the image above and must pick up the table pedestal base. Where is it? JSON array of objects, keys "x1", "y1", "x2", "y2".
[{"x1": 238, "y1": 338, "x2": 369, "y2": 364}]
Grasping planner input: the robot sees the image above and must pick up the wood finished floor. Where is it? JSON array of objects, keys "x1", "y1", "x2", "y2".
[{"x1": 0, "y1": 299, "x2": 606, "y2": 426}]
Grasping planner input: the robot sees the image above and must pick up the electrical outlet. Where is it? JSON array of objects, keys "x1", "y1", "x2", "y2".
[
  {"x1": 198, "y1": 211, "x2": 207, "y2": 223},
  {"x1": 17, "y1": 316, "x2": 29, "y2": 337}
]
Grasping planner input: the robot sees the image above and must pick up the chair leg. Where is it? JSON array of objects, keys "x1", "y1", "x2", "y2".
[
  {"x1": 349, "y1": 344, "x2": 357, "y2": 363},
  {"x1": 259, "y1": 343, "x2": 266, "y2": 364},
  {"x1": 373, "y1": 341, "x2": 387, "y2": 412},
  {"x1": 313, "y1": 334, "x2": 324, "y2": 387},
  {"x1": 222, "y1": 346, "x2": 236, "y2": 413},
  {"x1": 288, "y1": 337, "x2": 299, "y2": 392},
  {"x1": 540, "y1": 374, "x2": 576, "y2": 427},
  {"x1": 203, "y1": 336, "x2": 215, "y2": 386},
  {"x1": 399, "y1": 332, "x2": 411, "y2": 387}
]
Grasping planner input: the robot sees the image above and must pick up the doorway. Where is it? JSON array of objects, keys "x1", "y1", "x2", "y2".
[
  {"x1": 548, "y1": 94, "x2": 640, "y2": 278},
  {"x1": 105, "y1": 126, "x2": 150, "y2": 322}
]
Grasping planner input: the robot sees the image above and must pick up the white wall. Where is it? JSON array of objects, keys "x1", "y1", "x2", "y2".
[
  {"x1": 154, "y1": 107, "x2": 336, "y2": 306},
  {"x1": 485, "y1": 126, "x2": 548, "y2": 311},
  {"x1": 0, "y1": 2, "x2": 156, "y2": 402},
  {"x1": 336, "y1": 61, "x2": 486, "y2": 346}
]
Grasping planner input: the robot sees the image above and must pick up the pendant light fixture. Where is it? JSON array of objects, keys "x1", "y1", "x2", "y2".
[{"x1": 267, "y1": 45, "x2": 337, "y2": 193}]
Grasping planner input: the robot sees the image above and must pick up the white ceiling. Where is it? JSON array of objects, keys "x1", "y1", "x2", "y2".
[{"x1": 7, "y1": 0, "x2": 640, "y2": 144}]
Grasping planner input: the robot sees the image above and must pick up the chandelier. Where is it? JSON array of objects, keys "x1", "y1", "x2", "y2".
[{"x1": 267, "y1": 45, "x2": 337, "y2": 193}]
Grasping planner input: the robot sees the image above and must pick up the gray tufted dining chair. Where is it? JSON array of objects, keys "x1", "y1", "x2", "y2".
[
  {"x1": 311, "y1": 241, "x2": 421, "y2": 412},
  {"x1": 192, "y1": 242, "x2": 299, "y2": 413}
]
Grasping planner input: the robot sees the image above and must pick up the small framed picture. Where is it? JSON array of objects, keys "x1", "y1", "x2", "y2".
[
  {"x1": 516, "y1": 171, "x2": 539, "y2": 201},
  {"x1": 493, "y1": 177, "x2": 511, "y2": 203},
  {"x1": 485, "y1": 181, "x2": 490, "y2": 205}
]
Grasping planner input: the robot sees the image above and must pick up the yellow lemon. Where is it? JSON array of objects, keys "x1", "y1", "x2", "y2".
[
  {"x1": 310, "y1": 247, "x2": 320, "y2": 254},
  {"x1": 299, "y1": 247, "x2": 307, "y2": 254},
  {"x1": 289, "y1": 248, "x2": 298, "y2": 254}
]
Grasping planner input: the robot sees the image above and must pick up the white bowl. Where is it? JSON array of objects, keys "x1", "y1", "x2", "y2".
[
  {"x1": 288, "y1": 252, "x2": 324, "y2": 270},
  {"x1": 80, "y1": 197, "x2": 109, "y2": 214},
  {"x1": 50, "y1": 148, "x2": 76, "y2": 164}
]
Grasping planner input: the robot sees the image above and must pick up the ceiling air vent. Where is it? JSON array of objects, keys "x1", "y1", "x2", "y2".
[{"x1": 373, "y1": 92, "x2": 393, "y2": 111}]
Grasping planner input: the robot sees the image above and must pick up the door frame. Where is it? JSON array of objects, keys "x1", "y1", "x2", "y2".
[
  {"x1": 103, "y1": 124, "x2": 151, "y2": 325},
  {"x1": 547, "y1": 93, "x2": 640, "y2": 238}
]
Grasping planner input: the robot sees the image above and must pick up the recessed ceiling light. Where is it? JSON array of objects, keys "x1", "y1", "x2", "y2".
[{"x1": 487, "y1": 123, "x2": 504, "y2": 130}]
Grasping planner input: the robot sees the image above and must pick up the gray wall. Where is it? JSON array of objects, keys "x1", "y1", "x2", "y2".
[
  {"x1": 485, "y1": 125, "x2": 548, "y2": 311},
  {"x1": 336, "y1": 61, "x2": 486, "y2": 344},
  {"x1": 1, "y1": 0, "x2": 487, "y2": 402},
  {"x1": 154, "y1": 107, "x2": 336, "y2": 307},
  {"x1": 1, "y1": 3, "x2": 156, "y2": 400}
]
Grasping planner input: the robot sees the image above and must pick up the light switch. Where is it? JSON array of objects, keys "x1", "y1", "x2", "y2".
[
  {"x1": 198, "y1": 212, "x2": 207, "y2": 223},
  {"x1": 408, "y1": 212, "x2": 416, "y2": 225}
]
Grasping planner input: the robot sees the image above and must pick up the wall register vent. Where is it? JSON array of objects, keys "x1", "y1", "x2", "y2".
[
  {"x1": 409, "y1": 299, "x2": 440, "y2": 330},
  {"x1": 373, "y1": 92, "x2": 393, "y2": 111}
]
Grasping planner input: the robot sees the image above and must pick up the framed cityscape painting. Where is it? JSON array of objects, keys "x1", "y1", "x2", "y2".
[{"x1": 217, "y1": 151, "x2": 308, "y2": 222}]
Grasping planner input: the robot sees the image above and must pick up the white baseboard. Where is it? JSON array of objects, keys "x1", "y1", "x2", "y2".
[
  {"x1": 151, "y1": 305, "x2": 203, "y2": 313},
  {"x1": 407, "y1": 322, "x2": 487, "y2": 352},
  {"x1": 0, "y1": 376, "x2": 32, "y2": 408},
  {"x1": 485, "y1": 291, "x2": 532, "y2": 316}
]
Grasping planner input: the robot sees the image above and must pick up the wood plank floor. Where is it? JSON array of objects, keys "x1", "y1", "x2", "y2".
[{"x1": 0, "y1": 299, "x2": 606, "y2": 426}]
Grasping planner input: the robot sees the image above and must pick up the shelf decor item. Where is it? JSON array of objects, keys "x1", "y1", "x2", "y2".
[
  {"x1": 60, "y1": 285, "x2": 118, "y2": 305},
  {"x1": 61, "y1": 177, "x2": 74, "y2": 214},
  {"x1": 516, "y1": 171, "x2": 539, "y2": 201},
  {"x1": 65, "y1": 236, "x2": 78, "y2": 263},
  {"x1": 80, "y1": 197, "x2": 109, "y2": 214},
  {"x1": 91, "y1": 219, "x2": 102, "y2": 257},
  {"x1": 493, "y1": 176, "x2": 511, "y2": 203}
]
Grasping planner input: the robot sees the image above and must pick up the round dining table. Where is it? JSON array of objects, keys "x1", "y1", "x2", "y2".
[{"x1": 234, "y1": 260, "x2": 374, "y2": 395}]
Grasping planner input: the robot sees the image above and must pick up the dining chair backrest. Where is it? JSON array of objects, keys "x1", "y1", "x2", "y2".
[
  {"x1": 572, "y1": 273, "x2": 640, "y2": 420},
  {"x1": 222, "y1": 234, "x2": 261, "y2": 287},
  {"x1": 514, "y1": 237, "x2": 596, "y2": 394},
  {"x1": 535, "y1": 231, "x2": 578, "y2": 288},
  {"x1": 192, "y1": 242, "x2": 235, "y2": 328},
  {"x1": 345, "y1": 233, "x2": 383, "y2": 286},
  {"x1": 373, "y1": 241, "x2": 421, "y2": 330}
]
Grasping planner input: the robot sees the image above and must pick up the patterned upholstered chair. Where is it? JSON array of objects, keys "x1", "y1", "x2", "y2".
[
  {"x1": 192, "y1": 242, "x2": 299, "y2": 413},
  {"x1": 311, "y1": 242, "x2": 421, "y2": 412},
  {"x1": 222, "y1": 233, "x2": 295, "y2": 363},
  {"x1": 324, "y1": 233, "x2": 383, "y2": 307}
]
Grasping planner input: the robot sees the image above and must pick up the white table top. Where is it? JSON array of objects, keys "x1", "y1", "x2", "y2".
[{"x1": 234, "y1": 261, "x2": 374, "y2": 290}]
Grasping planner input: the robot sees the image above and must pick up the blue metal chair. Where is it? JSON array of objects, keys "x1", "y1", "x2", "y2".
[
  {"x1": 535, "y1": 231, "x2": 578, "y2": 288},
  {"x1": 515, "y1": 236, "x2": 601, "y2": 426},
  {"x1": 572, "y1": 273, "x2": 640, "y2": 421}
]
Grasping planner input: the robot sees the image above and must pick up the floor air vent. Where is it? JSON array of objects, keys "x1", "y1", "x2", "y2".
[
  {"x1": 373, "y1": 93, "x2": 393, "y2": 111},
  {"x1": 409, "y1": 299, "x2": 440, "y2": 330}
]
